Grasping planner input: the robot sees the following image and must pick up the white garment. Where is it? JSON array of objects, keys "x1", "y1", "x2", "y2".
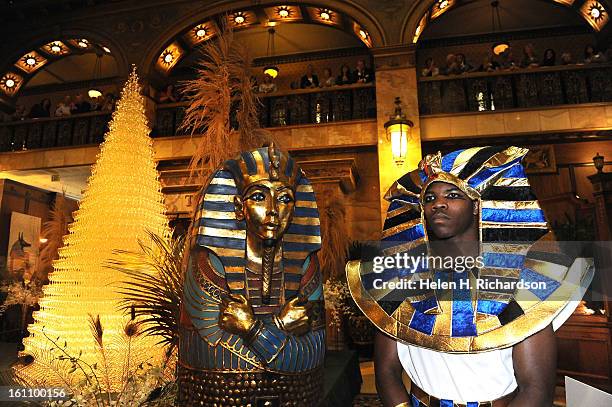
[
  {"x1": 397, "y1": 258, "x2": 592, "y2": 403},
  {"x1": 398, "y1": 344, "x2": 517, "y2": 402},
  {"x1": 55, "y1": 104, "x2": 71, "y2": 117},
  {"x1": 258, "y1": 83, "x2": 277, "y2": 94}
]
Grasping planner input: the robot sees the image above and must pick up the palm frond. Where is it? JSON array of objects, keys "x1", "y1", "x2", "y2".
[
  {"x1": 39, "y1": 192, "x2": 72, "y2": 277},
  {"x1": 106, "y1": 231, "x2": 185, "y2": 353}
]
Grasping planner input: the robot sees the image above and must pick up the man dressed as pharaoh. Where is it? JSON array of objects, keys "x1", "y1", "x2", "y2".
[
  {"x1": 178, "y1": 144, "x2": 325, "y2": 406},
  {"x1": 346, "y1": 146, "x2": 593, "y2": 406}
]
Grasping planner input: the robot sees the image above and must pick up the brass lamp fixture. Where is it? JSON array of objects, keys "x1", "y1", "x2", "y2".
[
  {"x1": 263, "y1": 27, "x2": 279, "y2": 79},
  {"x1": 491, "y1": 1, "x2": 509, "y2": 56},
  {"x1": 593, "y1": 152, "x2": 605, "y2": 173},
  {"x1": 384, "y1": 97, "x2": 413, "y2": 165},
  {"x1": 88, "y1": 48, "x2": 104, "y2": 99}
]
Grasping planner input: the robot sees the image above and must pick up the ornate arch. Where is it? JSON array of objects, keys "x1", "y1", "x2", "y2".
[
  {"x1": 0, "y1": 26, "x2": 129, "y2": 105},
  {"x1": 140, "y1": 0, "x2": 388, "y2": 78},
  {"x1": 400, "y1": 0, "x2": 611, "y2": 46}
]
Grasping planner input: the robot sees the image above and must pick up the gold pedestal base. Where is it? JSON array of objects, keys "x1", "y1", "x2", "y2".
[{"x1": 177, "y1": 364, "x2": 323, "y2": 406}]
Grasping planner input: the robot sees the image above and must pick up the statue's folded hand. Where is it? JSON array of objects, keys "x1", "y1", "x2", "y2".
[
  {"x1": 275, "y1": 296, "x2": 312, "y2": 336},
  {"x1": 219, "y1": 293, "x2": 257, "y2": 337}
]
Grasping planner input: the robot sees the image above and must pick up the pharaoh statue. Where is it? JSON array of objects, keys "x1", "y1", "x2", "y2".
[{"x1": 178, "y1": 144, "x2": 325, "y2": 406}]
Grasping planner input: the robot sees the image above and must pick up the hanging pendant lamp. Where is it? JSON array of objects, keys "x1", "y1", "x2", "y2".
[
  {"x1": 263, "y1": 27, "x2": 279, "y2": 78},
  {"x1": 491, "y1": 1, "x2": 509, "y2": 56}
]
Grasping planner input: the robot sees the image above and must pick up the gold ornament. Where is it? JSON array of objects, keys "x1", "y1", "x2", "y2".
[{"x1": 17, "y1": 67, "x2": 170, "y2": 390}]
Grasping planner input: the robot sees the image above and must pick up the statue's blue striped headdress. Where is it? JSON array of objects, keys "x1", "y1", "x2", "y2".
[{"x1": 190, "y1": 145, "x2": 321, "y2": 299}]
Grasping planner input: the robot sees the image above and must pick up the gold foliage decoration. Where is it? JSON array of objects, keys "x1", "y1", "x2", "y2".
[{"x1": 18, "y1": 67, "x2": 171, "y2": 390}]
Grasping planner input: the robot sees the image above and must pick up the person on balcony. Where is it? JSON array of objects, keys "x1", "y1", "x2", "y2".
[
  {"x1": 101, "y1": 93, "x2": 117, "y2": 112},
  {"x1": 456, "y1": 53, "x2": 474, "y2": 73},
  {"x1": 158, "y1": 84, "x2": 179, "y2": 103},
  {"x1": 90, "y1": 95, "x2": 103, "y2": 111},
  {"x1": 54, "y1": 96, "x2": 73, "y2": 117},
  {"x1": 560, "y1": 52, "x2": 574, "y2": 65},
  {"x1": 300, "y1": 64, "x2": 319, "y2": 88},
  {"x1": 541, "y1": 48, "x2": 556, "y2": 67},
  {"x1": 583, "y1": 44, "x2": 606, "y2": 64},
  {"x1": 499, "y1": 48, "x2": 519, "y2": 71},
  {"x1": 352, "y1": 59, "x2": 374, "y2": 83},
  {"x1": 336, "y1": 64, "x2": 354, "y2": 85},
  {"x1": 441, "y1": 54, "x2": 461, "y2": 75},
  {"x1": 520, "y1": 43, "x2": 539, "y2": 68},
  {"x1": 71, "y1": 94, "x2": 91, "y2": 114},
  {"x1": 11, "y1": 104, "x2": 26, "y2": 121},
  {"x1": 28, "y1": 98, "x2": 51, "y2": 119},
  {"x1": 320, "y1": 68, "x2": 336, "y2": 87},
  {"x1": 258, "y1": 73, "x2": 277, "y2": 94},
  {"x1": 477, "y1": 54, "x2": 500, "y2": 72},
  {"x1": 421, "y1": 57, "x2": 440, "y2": 77}
]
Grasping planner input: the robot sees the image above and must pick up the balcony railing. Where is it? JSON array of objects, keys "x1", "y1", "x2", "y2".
[
  {"x1": 418, "y1": 64, "x2": 612, "y2": 115},
  {"x1": 154, "y1": 83, "x2": 377, "y2": 137},
  {"x1": 0, "y1": 85, "x2": 376, "y2": 152},
  {"x1": 0, "y1": 111, "x2": 111, "y2": 152}
]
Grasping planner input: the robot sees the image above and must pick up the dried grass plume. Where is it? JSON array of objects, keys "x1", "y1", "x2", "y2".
[
  {"x1": 318, "y1": 189, "x2": 350, "y2": 281},
  {"x1": 180, "y1": 25, "x2": 272, "y2": 181}
]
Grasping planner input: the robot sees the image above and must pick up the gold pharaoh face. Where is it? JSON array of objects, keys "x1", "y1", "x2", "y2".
[{"x1": 235, "y1": 180, "x2": 295, "y2": 241}]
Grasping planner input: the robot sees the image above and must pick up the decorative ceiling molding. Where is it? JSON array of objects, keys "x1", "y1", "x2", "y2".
[
  {"x1": 152, "y1": 2, "x2": 378, "y2": 76},
  {"x1": 580, "y1": 0, "x2": 610, "y2": 31},
  {"x1": 430, "y1": 0, "x2": 456, "y2": 21},
  {"x1": 406, "y1": 0, "x2": 610, "y2": 47},
  {"x1": 1, "y1": 37, "x2": 116, "y2": 100}
]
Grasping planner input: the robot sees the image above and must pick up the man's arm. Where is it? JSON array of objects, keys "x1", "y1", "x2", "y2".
[
  {"x1": 374, "y1": 330, "x2": 410, "y2": 407},
  {"x1": 509, "y1": 324, "x2": 557, "y2": 407}
]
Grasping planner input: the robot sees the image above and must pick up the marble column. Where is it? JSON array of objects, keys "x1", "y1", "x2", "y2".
[{"x1": 372, "y1": 45, "x2": 422, "y2": 225}]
